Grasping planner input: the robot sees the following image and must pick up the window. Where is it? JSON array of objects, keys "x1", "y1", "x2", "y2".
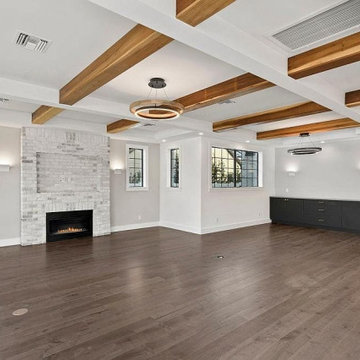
[
  {"x1": 211, "y1": 147, "x2": 259, "y2": 188},
  {"x1": 170, "y1": 148, "x2": 180, "y2": 188},
  {"x1": 127, "y1": 147, "x2": 144, "y2": 188}
]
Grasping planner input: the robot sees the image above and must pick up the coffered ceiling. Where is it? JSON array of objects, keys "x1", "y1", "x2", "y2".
[{"x1": 0, "y1": 0, "x2": 359, "y2": 146}]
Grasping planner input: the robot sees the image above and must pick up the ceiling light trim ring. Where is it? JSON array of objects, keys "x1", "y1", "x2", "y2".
[
  {"x1": 287, "y1": 147, "x2": 322, "y2": 155},
  {"x1": 130, "y1": 99, "x2": 184, "y2": 120}
]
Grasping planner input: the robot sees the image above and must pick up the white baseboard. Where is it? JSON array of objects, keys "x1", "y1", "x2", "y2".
[
  {"x1": 0, "y1": 220, "x2": 270, "y2": 247},
  {"x1": 0, "y1": 237, "x2": 20, "y2": 247},
  {"x1": 200, "y1": 218, "x2": 271, "y2": 234},
  {"x1": 111, "y1": 222, "x2": 160, "y2": 233},
  {"x1": 159, "y1": 221, "x2": 202, "y2": 234}
]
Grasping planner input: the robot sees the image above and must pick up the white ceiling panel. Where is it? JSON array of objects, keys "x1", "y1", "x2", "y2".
[
  {"x1": 245, "y1": 111, "x2": 342, "y2": 132},
  {"x1": 318, "y1": 62, "x2": 360, "y2": 93},
  {"x1": 93, "y1": 41, "x2": 243, "y2": 103},
  {"x1": 0, "y1": 99, "x2": 38, "y2": 113},
  {"x1": 0, "y1": 0, "x2": 135, "y2": 88},
  {"x1": 190, "y1": 87, "x2": 305, "y2": 123}
]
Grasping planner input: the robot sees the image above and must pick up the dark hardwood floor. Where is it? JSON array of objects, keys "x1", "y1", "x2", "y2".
[{"x1": 1, "y1": 224, "x2": 360, "y2": 359}]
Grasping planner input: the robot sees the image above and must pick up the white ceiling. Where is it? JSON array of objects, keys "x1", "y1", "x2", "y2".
[
  {"x1": 93, "y1": 41, "x2": 243, "y2": 102},
  {"x1": 191, "y1": 87, "x2": 305, "y2": 123},
  {"x1": 318, "y1": 62, "x2": 360, "y2": 93},
  {"x1": 245, "y1": 111, "x2": 343, "y2": 132},
  {"x1": 0, "y1": 0, "x2": 359, "y2": 145},
  {"x1": 0, "y1": 99, "x2": 37, "y2": 113},
  {"x1": 0, "y1": 0, "x2": 135, "y2": 88},
  {"x1": 220, "y1": 0, "x2": 344, "y2": 36}
]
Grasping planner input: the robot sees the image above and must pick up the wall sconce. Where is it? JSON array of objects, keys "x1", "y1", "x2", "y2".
[
  {"x1": 113, "y1": 169, "x2": 123, "y2": 175},
  {"x1": 0, "y1": 164, "x2": 10, "y2": 172},
  {"x1": 287, "y1": 171, "x2": 296, "y2": 177}
]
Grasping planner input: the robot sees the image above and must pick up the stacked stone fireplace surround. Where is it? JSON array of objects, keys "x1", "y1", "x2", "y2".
[{"x1": 21, "y1": 127, "x2": 110, "y2": 246}]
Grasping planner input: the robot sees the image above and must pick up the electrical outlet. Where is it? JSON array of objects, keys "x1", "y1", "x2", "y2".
[
  {"x1": 138, "y1": 215, "x2": 142, "y2": 221},
  {"x1": 285, "y1": 188, "x2": 289, "y2": 193}
]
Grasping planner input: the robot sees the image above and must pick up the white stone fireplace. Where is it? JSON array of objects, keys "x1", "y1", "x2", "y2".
[{"x1": 21, "y1": 127, "x2": 110, "y2": 245}]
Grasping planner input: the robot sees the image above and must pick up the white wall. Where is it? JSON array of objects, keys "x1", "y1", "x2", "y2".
[
  {"x1": 110, "y1": 139, "x2": 160, "y2": 230},
  {"x1": 275, "y1": 139, "x2": 360, "y2": 200},
  {"x1": 159, "y1": 136, "x2": 275, "y2": 234},
  {"x1": 0, "y1": 126, "x2": 21, "y2": 245},
  {"x1": 160, "y1": 137, "x2": 202, "y2": 233},
  {"x1": 200, "y1": 137, "x2": 275, "y2": 233},
  {"x1": 0, "y1": 126, "x2": 160, "y2": 246}
]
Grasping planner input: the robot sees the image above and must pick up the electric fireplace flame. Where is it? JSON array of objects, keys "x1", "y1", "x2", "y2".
[
  {"x1": 46, "y1": 210, "x2": 93, "y2": 242},
  {"x1": 55, "y1": 227, "x2": 86, "y2": 234}
]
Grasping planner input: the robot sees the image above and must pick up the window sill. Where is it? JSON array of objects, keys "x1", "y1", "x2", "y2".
[
  {"x1": 208, "y1": 186, "x2": 264, "y2": 192},
  {"x1": 166, "y1": 186, "x2": 181, "y2": 191},
  {"x1": 126, "y1": 187, "x2": 149, "y2": 192}
]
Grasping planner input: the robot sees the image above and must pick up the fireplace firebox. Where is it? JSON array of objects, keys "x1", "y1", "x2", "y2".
[{"x1": 46, "y1": 210, "x2": 93, "y2": 242}]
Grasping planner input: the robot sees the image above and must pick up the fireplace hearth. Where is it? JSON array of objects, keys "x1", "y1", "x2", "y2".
[{"x1": 46, "y1": 210, "x2": 93, "y2": 242}]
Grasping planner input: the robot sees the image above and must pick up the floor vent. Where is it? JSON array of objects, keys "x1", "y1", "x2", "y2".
[
  {"x1": 273, "y1": 0, "x2": 360, "y2": 50},
  {"x1": 15, "y1": 32, "x2": 50, "y2": 53}
]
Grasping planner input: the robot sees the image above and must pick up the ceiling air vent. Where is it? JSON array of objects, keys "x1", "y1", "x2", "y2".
[
  {"x1": 273, "y1": 0, "x2": 360, "y2": 50},
  {"x1": 15, "y1": 32, "x2": 50, "y2": 53},
  {"x1": 218, "y1": 99, "x2": 236, "y2": 105}
]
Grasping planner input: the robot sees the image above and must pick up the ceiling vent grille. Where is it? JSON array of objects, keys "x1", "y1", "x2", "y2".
[
  {"x1": 15, "y1": 32, "x2": 50, "y2": 53},
  {"x1": 273, "y1": 0, "x2": 360, "y2": 50}
]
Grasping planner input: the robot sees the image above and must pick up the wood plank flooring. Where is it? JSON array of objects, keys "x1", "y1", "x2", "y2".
[{"x1": 1, "y1": 224, "x2": 360, "y2": 359}]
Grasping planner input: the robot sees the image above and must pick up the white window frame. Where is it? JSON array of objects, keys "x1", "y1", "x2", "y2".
[
  {"x1": 166, "y1": 145, "x2": 182, "y2": 190},
  {"x1": 126, "y1": 144, "x2": 149, "y2": 191},
  {"x1": 208, "y1": 142, "x2": 263, "y2": 191}
]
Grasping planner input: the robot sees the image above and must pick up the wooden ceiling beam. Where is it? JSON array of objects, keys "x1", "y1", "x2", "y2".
[
  {"x1": 176, "y1": 0, "x2": 235, "y2": 26},
  {"x1": 107, "y1": 119, "x2": 139, "y2": 133},
  {"x1": 345, "y1": 89, "x2": 360, "y2": 107},
  {"x1": 257, "y1": 118, "x2": 360, "y2": 140},
  {"x1": 106, "y1": 73, "x2": 273, "y2": 133},
  {"x1": 288, "y1": 32, "x2": 360, "y2": 79},
  {"x1": 176, "y1": 73, "x2": 274, "y2": 112},
  {"x1": 32, "y1": 24, "x2": 173, "y2": 124},
  {"x1": 32, "y1": 106, "x2": 64, "y2": 125},
  {"x1": 213, "y1": 101, "x2": 329, "y2": 132},
  {"x1": 60, "y1": 25, "x2": 172, "y2": 105}
]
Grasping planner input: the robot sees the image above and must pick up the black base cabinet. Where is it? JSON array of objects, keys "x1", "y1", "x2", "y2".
[{"x1": 270, "y1": 197, "x2": 359, "y2": 233}]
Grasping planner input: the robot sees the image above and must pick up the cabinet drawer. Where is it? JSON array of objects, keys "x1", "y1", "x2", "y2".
[{"x1": 303, "y1": 200, "x2": 341, "y2": 227}]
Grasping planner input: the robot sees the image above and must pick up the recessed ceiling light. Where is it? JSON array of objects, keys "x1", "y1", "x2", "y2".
[
  {"x1": 218, "y1": 99, "x2": 236, "y2": 105},
  {"x1": 245, "y1": 140, "x2": 250, "y2": 143},
  {"x1": 216, "y1": 255, "x2": 224, "y2": 259},
  {"x1": 162, "y1": 139, "x2": 166, "y2": 143},
  {"x1": 320, "y1": 140, "x2": 325, "y2": 144},
  {"x1": 198, "y1": 132, "x2": 204, "y2": 136},
  {"x1": 12, "y1": 308, "x2": 28, "y2": 316}
]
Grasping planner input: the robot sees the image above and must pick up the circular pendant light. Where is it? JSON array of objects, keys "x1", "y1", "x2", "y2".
[
  {"x1": 287, "y1": 133, "x2": 322, "y2": 155},
  {"x1": 130, "y1": 78, "x2": 184, "y2": 120}
]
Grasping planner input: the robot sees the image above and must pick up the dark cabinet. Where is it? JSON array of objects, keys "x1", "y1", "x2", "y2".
[
  {"x1": 270, "y1": 197, "x2": 359, "y2": 233},
  {"x1": 342, "y1": 202, "x2": 360, "y2": 231},
  {"x1": 303, "y1": 200, "x2": 342, "y2": 227},
  {"x1": 271, "y1": 198, "x2": 303, "y2": 223}
]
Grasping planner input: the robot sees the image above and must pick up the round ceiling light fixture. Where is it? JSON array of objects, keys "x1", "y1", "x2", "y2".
[
  {"x1": 287, "y1": 133, "x2": 322, "y2": 156},
  {"x1": 130, "y1": 78, "x2": 184, "y2": 120}
]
